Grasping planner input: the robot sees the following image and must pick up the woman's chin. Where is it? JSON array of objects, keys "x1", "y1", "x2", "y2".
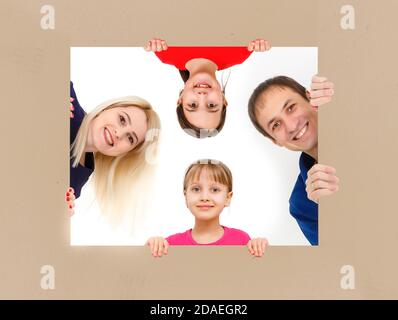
[{"x1": 96, "y1": 145, "x2": 113, "y2": 157}]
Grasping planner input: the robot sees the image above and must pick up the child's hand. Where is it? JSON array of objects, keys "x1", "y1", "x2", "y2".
[
  {"x1": 306, "y1": 164, "x2": 339, "y2": 204},
  {"x1": 144, "y1": 39, "x2": 168, "y2": 52},
  {"x1": 70, "y1": 97, "x2": 75, "y2": 118},
  {"x1": 247, "y1": 238, "x2": 268, "y2": 257},
  {"x1": 309, "y1": 75, "x2": 334, "y2": 107},
  {"x1": 146, "y1": 237, "x2": 169, "y2": 257},
  {"x1": 248, "y1": 39, "x2": 271, "y2": 52},
  {"x1": 65, "y1": 187, "x2": 75, "y2": 216}
]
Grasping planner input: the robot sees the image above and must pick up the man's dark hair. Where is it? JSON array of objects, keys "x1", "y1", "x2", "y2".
[{"x1": 248, "y1": 76, "x2": 309, "y2": 140}]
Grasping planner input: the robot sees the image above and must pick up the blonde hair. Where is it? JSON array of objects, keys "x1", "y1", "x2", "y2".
[
  {"x1": 183, "y1": 159, "x2": 233, "y2": 193},
  {"x1": 71, "y1": 96, "x2": 161, "y2": 230}
]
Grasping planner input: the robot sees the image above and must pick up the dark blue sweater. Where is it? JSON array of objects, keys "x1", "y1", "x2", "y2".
[
  {"x1": 289, "y1": 152, "x2": 318, "y2": 245},
  {"x1": 70, "y1": 82, "x2": 94, "y2": 198}
]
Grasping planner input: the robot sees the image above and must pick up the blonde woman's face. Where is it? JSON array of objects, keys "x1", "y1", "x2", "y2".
[
  {"x1": 184, "y1": 169, "x2": 232, "y2": 221},
  {"x1": 180, "y1": 73, "x2": 226, "y2": 129},
  {"x1": 88, "y1": 106, "x2": 148, "y2": 157}
]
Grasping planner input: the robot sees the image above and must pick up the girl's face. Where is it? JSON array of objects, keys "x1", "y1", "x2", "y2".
[
  {"x1": 184, "y1": 169, "x2": 232, "y2": 221},
  {"x1": 88, "y1": 106, "x2": 148, "y2": 157},
  {"x1": 179, "y1": 73, "x2": 227, "y2": 129}
]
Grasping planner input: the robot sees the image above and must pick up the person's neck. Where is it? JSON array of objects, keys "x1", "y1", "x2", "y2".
[
  {"x1": 84, "y1": 132, "x2": 97, "y2": 153},
  {"x1": 185, "y1": 58, "x2": 218, "y2": 76},
  {"x1": 192, "y1": 218, "x2": 224, "y2": 244},
  {"x1": 305, "y1": 145, "x2": 318, "y2": 162},
  {"x1": 79, "y1": 136, "x2": 96, "y2": 166},
  {"x1": 84, "y1": 143, "x2": 96, "y2": 153}
]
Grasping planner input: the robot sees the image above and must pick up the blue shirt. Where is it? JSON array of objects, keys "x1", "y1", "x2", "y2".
[
  {"x1": 289, "y1": 152, "x2": 318, "y2": 245},
  {"x1": 70, "y1": 82, "x2": 94, "y2": 198}
]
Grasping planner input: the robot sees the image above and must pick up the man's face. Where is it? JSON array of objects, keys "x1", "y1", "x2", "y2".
[{"x1": 255, "y1": 86, "x2": 318, "y2": 154}]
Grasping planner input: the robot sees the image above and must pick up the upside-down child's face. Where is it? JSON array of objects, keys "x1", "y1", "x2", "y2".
[
  {"x1": 179, "y1": 73, "x2": 227, "y2": 129},
  {"x1": 184, "y1": 169, "x2": 232, "y2": 222}
]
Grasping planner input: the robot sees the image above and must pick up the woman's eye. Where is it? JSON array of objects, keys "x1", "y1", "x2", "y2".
[
  {"x1": 287, "y1": 104, "x2": 296, "y2": 112},
  {"x1": 128, "y1": 135, "x2": 134, "y2": 145},
  {"x1": 119, "y1": 115, "x2": 126, "y2": 124}
]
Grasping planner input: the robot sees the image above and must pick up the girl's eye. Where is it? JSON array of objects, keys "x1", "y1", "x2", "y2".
[
  {"x1": 119, "y1": 115, "x2": 126, "y2": 125},
  {"x1": 211, "y1": 187, "x2": 220, "y2": 192},
  {"x1": 190, "y1": 103, "x2": 197, "y2": 108},
  {"x1": 128, "y1": 134, "x2": 134, "y2": 145},
  {"x1": 272, "y1": 121, "x2": 281, "y2": 131},
  {"x1": 191, "y1": 187, "x2": 200, "y2": 192},
  {"x1": 208, "y1": 103, "x2": 216, "y2": 109}
]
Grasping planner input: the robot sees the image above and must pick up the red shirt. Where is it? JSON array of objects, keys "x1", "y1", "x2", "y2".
[{"x1": 155, "y1": 47, "x2": 252, "y2": 71}]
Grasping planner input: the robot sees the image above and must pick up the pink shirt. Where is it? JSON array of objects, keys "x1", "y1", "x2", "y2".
[{"x1": 166, "y1": 226, "x2": 250, "y2": 246}]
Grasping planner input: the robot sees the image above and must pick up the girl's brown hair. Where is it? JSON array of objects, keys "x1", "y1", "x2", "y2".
[{"x1": 183, "y1": 159, "x2": 233, "y2": 192}]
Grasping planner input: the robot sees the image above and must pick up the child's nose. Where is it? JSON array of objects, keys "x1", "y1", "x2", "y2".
[{"x1": 200, "y1": 190, "x2": 210, "y2": 200}]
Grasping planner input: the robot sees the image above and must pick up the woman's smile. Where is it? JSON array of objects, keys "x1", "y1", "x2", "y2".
[{"x1": 103, "y1": 127, "x2": 114, "y2": 146}]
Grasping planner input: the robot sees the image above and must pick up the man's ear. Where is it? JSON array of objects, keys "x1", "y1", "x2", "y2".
[
  {"x1": 306, "y1": 90, "x2": 311, "y2": 101},
  {"x1": 306, "y1": 90, "x2": 318, "y2": 111},
  {"x1": 271, "y1": 138, "x2": 283, "y2": 147}
]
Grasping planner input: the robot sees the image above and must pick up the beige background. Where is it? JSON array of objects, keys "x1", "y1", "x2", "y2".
[{"x1": 0, "y1": 0, "x2": 397, "y2": 299}]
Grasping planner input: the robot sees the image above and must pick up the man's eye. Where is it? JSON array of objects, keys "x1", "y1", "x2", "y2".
[
  {"x1": 120, "y1": 115, "x2": 126, "y2": 124},
  {"x1": 272, "y1": 121, "x2": 281, "y2": 131}
]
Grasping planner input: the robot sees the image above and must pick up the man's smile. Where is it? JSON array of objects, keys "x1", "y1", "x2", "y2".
[{"x1": 292, "y1": 121, "x2": 309, "y2": 141}]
